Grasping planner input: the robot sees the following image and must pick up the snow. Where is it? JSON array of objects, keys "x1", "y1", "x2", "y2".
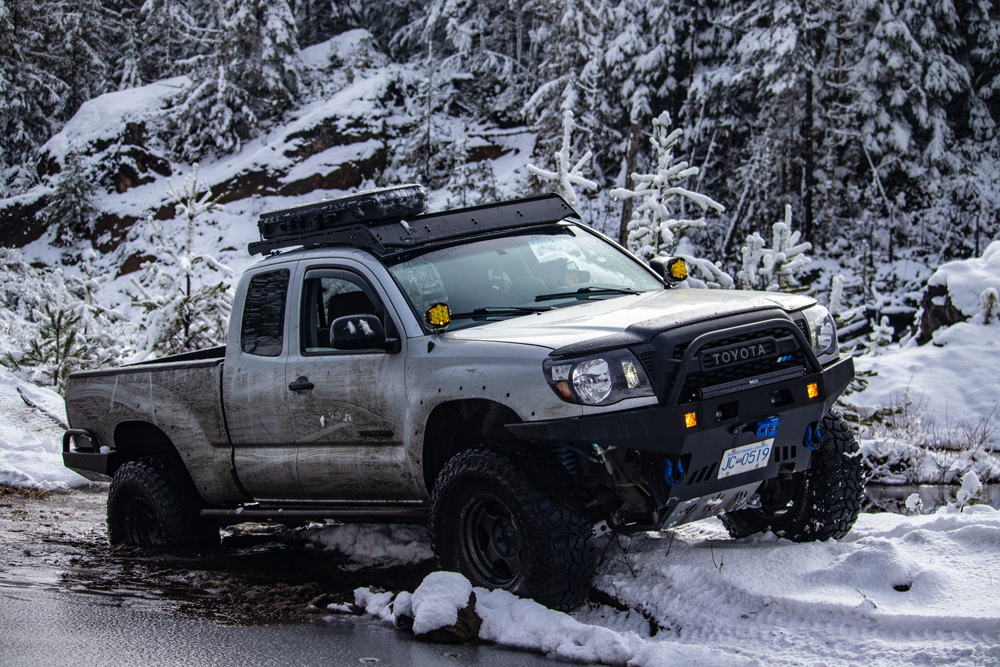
[
  {"x1": 301, "y1": 523, "x2": 432, "y2": 568},
  {"x1": 40, "y1": 77, "x2": 189, "y2": 160},
  {"x1": 355, "y1": 505, "x2": 1000, "y2": 667},
  {"x1": 0, "y1": 368, "x2": 89, "y2": 489},
  {"x1": 927, "y1": 241, "x2": 1000, "y2": 319},
  {"x1": 846, "y1": 245, "x2": 1000, "y2": 449},
  {"x1": 409, "y1": 572, "x2": 473, "y2": 634}
]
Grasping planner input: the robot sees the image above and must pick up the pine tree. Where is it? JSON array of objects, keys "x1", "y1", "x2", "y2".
[
  {"x1": 737, "y1": 205, "x2": 813, "y2": 292},
  {"x1": 44, "y1": 150, "x2": 98, "y2": 246},
  {"x1": 129, "y1": 165, "x2": 233, "y2": 359},
  {"x1": 137, "y1": 0, "x2": 202, "y2": 82},
  {"x1": 168, "y1": 0, "x2": 300, "y2": 160},
  {"x1": 2, "y1": 269, "x2": 99, "y2": 391},
  {"x1": 610, "y1": 111, "x2": 726, "y2": 262},
  {"x1": 526, "y1": 110, "x2": 599, "y2": 206}
]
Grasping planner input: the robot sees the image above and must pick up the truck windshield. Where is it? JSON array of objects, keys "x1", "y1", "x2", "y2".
[{"x1": 385, "y1": 223, "x2": 664, "y2": 331}]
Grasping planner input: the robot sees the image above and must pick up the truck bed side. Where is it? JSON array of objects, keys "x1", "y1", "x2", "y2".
[{"x1": 64, "y1": 358, "x2": 244, "y2": 505}]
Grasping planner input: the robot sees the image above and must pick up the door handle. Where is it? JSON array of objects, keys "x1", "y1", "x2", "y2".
[{"x1": 288, "y1": 377, "x2": 314, "y2": 392}]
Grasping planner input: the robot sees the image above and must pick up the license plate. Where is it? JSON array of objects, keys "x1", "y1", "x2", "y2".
[{"x1": 717, "y1": 439, "x2": 774, "y2": 479}]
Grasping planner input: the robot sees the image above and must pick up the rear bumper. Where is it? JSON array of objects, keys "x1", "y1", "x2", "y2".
[
  {"x1": 62, "y1": 429, "x2": 119, "y2": 482},
  {"x1": 506, "y1": 355, "x2": 854, "y2": 503}
]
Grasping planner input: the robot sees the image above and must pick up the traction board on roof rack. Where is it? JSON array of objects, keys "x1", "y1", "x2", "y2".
[
  {"x1": 257, "y1": 184, "x2": 426, "y2": 240},
  {"x1": 248, "y1": 193, "x2": 580, "y2": 257}
]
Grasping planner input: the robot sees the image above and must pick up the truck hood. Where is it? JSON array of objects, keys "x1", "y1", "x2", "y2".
[{"x1": 444, "y1": 288, "x2": 815, "y2": 351}]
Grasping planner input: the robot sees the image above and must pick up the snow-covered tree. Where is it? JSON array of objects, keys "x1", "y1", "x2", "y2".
[
  {"x1": 610, "y1": 111, "x2": 725, "y2": 261},
  {"x1": 526, "y1": 110, "x2": 599, "y2": 206},
  {"x1": 2, "y1": 268, "x2": 105, "y2": 392},
  {"x1": 44, "y1": 150, "x2": 98, "y2": 246},
  {"x1": 67, "y1": 249, "x2": 128, "y2": 364},
  {"x1": 137, "y1": 0, "x2": 203, "y2": 82},
  {"x1": 129, "y1": 166, "x2": 233, "y2": 359},
  {"x1": 863, "y1": 314, "x2": 894, "y2": 355},
  {"x1": 168, "y1": 0, "x2": 300, "y2": 160},
  {"x1": 737, "y1": 205, "x2": 813, "y2": 292}
]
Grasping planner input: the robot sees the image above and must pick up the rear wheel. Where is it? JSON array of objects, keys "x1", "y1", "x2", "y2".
[
  {"x1": 721, "y1": 412, "x2": 864, "y2": 542},
  {"x1": 431, "y1": 447, "x2": 596, "y2": 610},
  {"x1": 108, "y1": 457, "x2": 219, "y2": 549}
]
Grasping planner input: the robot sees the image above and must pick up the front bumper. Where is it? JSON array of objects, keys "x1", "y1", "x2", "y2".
[{"x1": 506, "y1": 355, "x2": 854, "y2": 504}]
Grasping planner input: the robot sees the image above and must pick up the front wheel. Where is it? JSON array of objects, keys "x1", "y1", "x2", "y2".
[
  {"x1": 430, "y1": 447, "x2": 596, "y2": 610},
  {"x1": 108, "y1": 457, "x2": 219, "y2": 549},
  {"x1": 721, "y1": 411, "x2": 864, "y2": 542}
]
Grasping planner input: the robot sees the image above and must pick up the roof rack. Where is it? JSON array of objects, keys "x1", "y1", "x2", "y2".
[{"x1": 247, "y1": 193, "x2": 579, "y2": 257}]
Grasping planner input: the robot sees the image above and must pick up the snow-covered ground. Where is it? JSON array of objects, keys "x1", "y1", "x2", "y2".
[
  {"x1": 0, "y1": 367, "x2": 89, "y2": 489},
  {"x1": 843, "y1": 242, "x2": 1000, "y2": 482},
  {"x1": 352, "y1": 506, "x2": 1000, "y2": 667}
]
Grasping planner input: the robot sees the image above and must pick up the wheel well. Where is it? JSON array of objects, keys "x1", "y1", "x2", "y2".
[
  {"x1": 422, "y1": 399, "x2": 522, "y2": 493},
  {"x1": 113, "y1": 421, "x2": 184, "y2": 472}
]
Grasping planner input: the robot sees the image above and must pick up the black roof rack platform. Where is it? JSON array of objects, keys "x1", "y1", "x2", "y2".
[{"x1": 248, "y1": 192, "x2": 580, "y2": 257}]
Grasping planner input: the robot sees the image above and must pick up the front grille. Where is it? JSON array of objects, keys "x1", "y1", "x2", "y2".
[{"x1": 672, "y1": 325, "x2": 806, "y2": 404}]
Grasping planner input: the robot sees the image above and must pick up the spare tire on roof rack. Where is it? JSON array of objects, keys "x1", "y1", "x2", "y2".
[{"x1": 257, "y1": 184, "x2": 426, "y2": 241}]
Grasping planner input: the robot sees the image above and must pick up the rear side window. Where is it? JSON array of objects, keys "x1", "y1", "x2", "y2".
[{"x1": 241, "y1": 269, "x2": 289, "y2": 356}]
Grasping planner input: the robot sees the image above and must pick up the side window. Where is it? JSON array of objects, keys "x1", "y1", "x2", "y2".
[
  {"x1": 241, "y1": 269, "x2": 289, "y2": 356},
  {"x1": 300, "y1": 269, "x2": 385, "y2": 354}
]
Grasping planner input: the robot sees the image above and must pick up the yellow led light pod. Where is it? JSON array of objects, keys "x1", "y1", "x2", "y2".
[
  {"x1": 669, "y1": 258, "x2": 688, "y2": 281},
  {"x1": 426, "y1": 302, "x2": 451, "y2": 329}
]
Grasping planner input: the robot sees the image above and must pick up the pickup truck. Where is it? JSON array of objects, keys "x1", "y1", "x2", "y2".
[{"x1": 63, "y1": 185, "x2": 863, "y2": 610}]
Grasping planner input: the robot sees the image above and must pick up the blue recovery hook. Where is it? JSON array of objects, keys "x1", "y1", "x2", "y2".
[
  {"x1": 663, "y1": 458, "x2": 685, "y2": 486},
  {"x1": 756, "y1": 416, "x2": 781, "y2": 439},
  {"x1": 803, "y1": 422, "x2": 823, "y2": 450}
]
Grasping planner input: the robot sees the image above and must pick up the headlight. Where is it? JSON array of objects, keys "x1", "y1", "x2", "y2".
[
  {"x1": 801, "y1": 305, "x2": 838, "y2": 359},
  {"x1": 543, "y1": 350, "x2": 654, "y2": 405}
]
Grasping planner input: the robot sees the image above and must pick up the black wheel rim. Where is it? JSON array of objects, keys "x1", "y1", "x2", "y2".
[
  {"x1": 123, "y1": 496, "x2": 164, "y2": 547},
  {"x1": 462, "y1": 494, "x2": 523, "y2": 587}
]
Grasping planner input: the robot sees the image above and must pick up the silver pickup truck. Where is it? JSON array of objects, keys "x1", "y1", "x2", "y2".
[{"x1": 63, "y1": 186, "x2": 862, "y2": 609}]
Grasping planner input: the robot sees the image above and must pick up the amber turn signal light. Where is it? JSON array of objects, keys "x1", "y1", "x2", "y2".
[
  {"x1": 807, "y1": 382, "x2": 819, "y2": 399},
  {"x1": 685, "y1": 412, "x2": 698, "y2": 428}
]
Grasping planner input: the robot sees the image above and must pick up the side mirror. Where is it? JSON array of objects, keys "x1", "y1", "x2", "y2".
[
  {"x1": 331, "y1": 314, "x2": 389, "y2": 351},
  {"x1": 649, "y1": 256, "x2": 688, "y2": 286}
]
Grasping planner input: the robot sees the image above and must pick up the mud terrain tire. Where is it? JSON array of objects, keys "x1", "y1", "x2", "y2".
[
  {"x1": 721, "y1": 411, "x2": 864, "y2": 542},
  {"x1": 431, "y1": 447, "x2": 596, "y2": 610},
  {"x1": 108, "y1": 457, "x2": 219, "y2": 549}
]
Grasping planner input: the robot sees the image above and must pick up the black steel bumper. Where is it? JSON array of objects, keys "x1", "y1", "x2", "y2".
[
  {"x1": 62, "y1": 429, "x2": 120, "y2": 482},
  {"x1": 507, "y1": 355, "x2": 854, "y2": 502}
]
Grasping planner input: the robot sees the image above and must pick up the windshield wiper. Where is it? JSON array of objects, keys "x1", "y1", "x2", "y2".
[
  {"x1": 534, "y1": 286, "x2": 642, "y2": 302},
  {"x1": 450, "y1": 306, "x2": 554, "y2": 320}
]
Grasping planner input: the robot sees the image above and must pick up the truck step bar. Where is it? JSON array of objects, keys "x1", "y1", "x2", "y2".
[{"x1": 200, "y1": 504, "x2": 429, "y2": 525}]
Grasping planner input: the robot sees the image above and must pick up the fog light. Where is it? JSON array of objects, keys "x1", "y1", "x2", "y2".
[
  {"x1": 807, "y1": 382, "x2": 819, "y2": 399},
  {"x1": 685, "y1": 412, "x2": 698, "y2": 428}
]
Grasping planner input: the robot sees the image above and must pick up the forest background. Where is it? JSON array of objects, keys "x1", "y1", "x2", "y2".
[{"x1": 0, "y1": 0, "x2": 998, "y2": 435}]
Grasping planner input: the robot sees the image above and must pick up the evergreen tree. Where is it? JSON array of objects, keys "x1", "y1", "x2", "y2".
[
  {"x1": 526, "y1": 110, "x2": 598, "y2": 206},
  {"x1": 610, "y1": 111, "x2": 726, "y2": 263},
  {"x1": 129, "y1": 166, "x2": 233, "y2": 360},
  {"x1": 137, "y1": 0, "x2": 203, "y2": 82},
  {"x1": 2, "y1": 269, "x2": 100, "y2": 391},
  {"x1": 737, "y1": 205, "x2": 813, "y2": 292},
  {"x1": 169, "y1": 0, "x2": 300, "y2": 160},
  {"x1": 44, "y1": 150, "x2": 98, "y2": 246}
]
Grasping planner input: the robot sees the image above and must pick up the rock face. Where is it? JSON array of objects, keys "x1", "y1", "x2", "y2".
[
  {"x1": 917, "y1": 283, "x2": 967, "y2": 344},
  {"x1": 413, "y1": 591, "x2": 481, "y2": 644}
]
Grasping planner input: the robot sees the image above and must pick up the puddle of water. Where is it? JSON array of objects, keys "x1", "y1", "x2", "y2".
[{"x1": 864, "y1": 483, "x2": 1000, "y2": 514}]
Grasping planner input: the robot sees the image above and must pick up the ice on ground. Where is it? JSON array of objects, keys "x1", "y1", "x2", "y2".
[
  {"x1": 0, "y1": 368, "x2": 89, "y2": 489},
  {"x1": 410, "y1": 571, "x2": 472, "y2": 634},
  {"x1": 355, "y1": 506, "x2": 1000, "y2": 667},
  {"x1": 301, "y1": 523, "x2": 432, "y2": 568}
]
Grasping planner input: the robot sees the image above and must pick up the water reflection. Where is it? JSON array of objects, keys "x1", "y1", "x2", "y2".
[{"x1": 864, "y1": 484, "x2": 1000, "y2": 514}]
